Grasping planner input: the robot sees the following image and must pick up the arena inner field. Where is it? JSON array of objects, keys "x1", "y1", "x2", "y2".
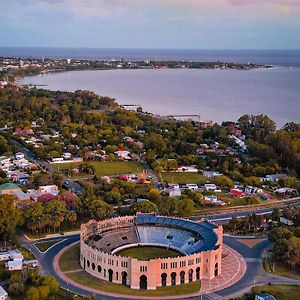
[{"x1": 117, "y1": 246, "x2": 182, "y2": 260}]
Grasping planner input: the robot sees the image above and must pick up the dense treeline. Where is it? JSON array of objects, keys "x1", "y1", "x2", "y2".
[
  {"x1": 238, "y1": 114, "x2": 300, "y2": 176},
  {"x1": 0, "y1": 88, "x2": 299, "y2": 177}
]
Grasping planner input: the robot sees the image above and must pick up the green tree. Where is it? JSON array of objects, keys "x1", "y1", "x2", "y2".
[
  {"x1": 39, "y1": 275, "x2": 60, "y2": 295},
  {"x1": 9, "y1": 282, "x2": 25, "y2": 296},
  {"x1": 89, "y1": 198, "x2": 113, "y2": 220},
  {"x1": 177, "y1": 199, "x2": 195, "y2": 217},
  {"x1": 212, "y1": 175, "x2": 233, "y2": 188},
  {"x1": 25, "y1": 286, "x2": 40, "y2": 300},
  {"x1": 268, "y1": 227, "x2": 293, "y2": 242},
  {"x1": 0, "y1": 195, "x2": 22, "y2": 241},
  {"x1": 285, "y1": 236, "x2": 300, "y2": 270},
  {"x1": 132, "y1": 200, "x2": 158, "y2": 213}
]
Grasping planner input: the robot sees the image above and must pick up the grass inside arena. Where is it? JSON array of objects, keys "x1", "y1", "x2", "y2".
[{"x1": 117, "y1": 246, "x2": 182, "y2": 260}]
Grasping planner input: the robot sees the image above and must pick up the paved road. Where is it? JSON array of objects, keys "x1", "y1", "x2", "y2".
[
  {"x1": 9, "y1": 137, "x2": 84, "y2": 195},
  {"x1": 20, "y1": 234, "x2": 300, "y2": 300},
  {"x1": 191, "y1": 200, "x2": 300, "y2": 224}
]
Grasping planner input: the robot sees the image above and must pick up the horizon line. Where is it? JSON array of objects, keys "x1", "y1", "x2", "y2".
[{"x1": 1, "y1": 46, "x2": 300, "y2": 51}]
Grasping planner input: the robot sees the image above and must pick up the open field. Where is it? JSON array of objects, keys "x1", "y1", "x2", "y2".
[
  {"x1": 51, "y1": 160, "x2": 144, "y2": 176},
  {"x1": 262, "y1": 259, "x2": 300, "y2": 280},
  {"x1": 59, "y1": 243, "x2": 81, "y2": 272},
  {"x1": 162, "y1": 172, "x2": 206, "y2": 184},
  {"x1": 34, "y1": 239, "x2": 63, "y2": 252},
  {"x1": 117, "y1": 246, "x2": 181, "y2": 260},
  {"x1": 66, "y1": 270, "x2": 201, "y2": 296},
  {"x1": 252, "y1": 284, "x2": 300, "y2": 300}
]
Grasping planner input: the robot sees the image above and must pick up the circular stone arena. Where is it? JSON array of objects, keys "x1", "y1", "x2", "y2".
[{"x1": 80, "y1": 213, "x2": 223, "y2": 290}]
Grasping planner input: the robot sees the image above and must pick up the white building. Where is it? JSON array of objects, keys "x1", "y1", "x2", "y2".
[
  {"x1": 266, "y1": 174, "x2": 287, "y2": 183},
  {"x1": 186, "y1": 184, "x2": 199, "y2": 191},
  {"x1": 9, "y1": 249, "x2": 24, "y2": 261},
  {"x1": 0, "y1": 286, "x2": 8, "y2": 300},
  {"x1": 5, "y1": 260, "x2": 23, "y2": 271},
  {"x1": 204, "y1": 183, "x2": 217, "y2": 191},
  {"x1": 203, "y1": 171, "x2": 223, "y2": 178},
  {"x1": 38, "y1": 185, "x2": 59, "y2": 196},
  {"x1": 0, "y1": 252, "x2": 11, "y2": 261},
  {"x1": 62, "y1": 152, "x2": 72, "y2": 160},
  {"x1": 14, "y1": 152, "x2": 25, "y2": 160},
  {"x1": 177, "y1": 166, "x2": 198, "y2": 173},
  {"x1": 0, "y1": 249, "x2": 24, "y2": 262}
]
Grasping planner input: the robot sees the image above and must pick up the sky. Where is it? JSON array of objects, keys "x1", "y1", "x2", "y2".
[{"x1": 1, "y1": 0, "x2": 300, "y2": 49}]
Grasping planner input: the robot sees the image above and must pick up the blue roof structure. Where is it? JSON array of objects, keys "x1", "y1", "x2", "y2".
[{"x1": 135, "y1": 214, "x2": 219, "y2": 254}]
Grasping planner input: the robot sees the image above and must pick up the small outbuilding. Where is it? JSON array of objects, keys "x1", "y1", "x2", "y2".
[
  {"x1": 255, "y1": 293, "x2": 277, "y2": 300},
  {"x1": 0, "y1": 286, "x2": 8, "y2": 300}
]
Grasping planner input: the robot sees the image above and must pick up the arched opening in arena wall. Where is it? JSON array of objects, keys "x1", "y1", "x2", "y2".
[
  {"x1": 122, "y1": 271, "x2": 127, "y2": 285},
  {"x1": 196, "y1": 267, "x2": 200, "y2": 280},
  {"x1": 139, "y1": 275, "x2": 147, "y2": 290},
  {"x1": 215, "y1": 263, "x2": 219, "y2": 276},
  {"x1": 161, "y1": 273, "x2": 167, "y2": 286},
  {"x1": 171, "y1": 272, "x2": 176, "y2": 286},
  {"x1": 180, "y1": 271, "x2": 185, "y2": 284},
  {"x1": 108, "y1": 269, "x2": 113, "y2": 282}
]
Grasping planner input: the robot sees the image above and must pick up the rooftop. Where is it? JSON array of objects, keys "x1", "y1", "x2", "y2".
[{"x1": 0, "y1": 183, "x2": 20, "y2": 191}]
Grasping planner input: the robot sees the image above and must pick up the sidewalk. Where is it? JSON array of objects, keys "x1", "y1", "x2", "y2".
[{"x1": 53, "y1": 243, "x2": 246, "y2": 300}]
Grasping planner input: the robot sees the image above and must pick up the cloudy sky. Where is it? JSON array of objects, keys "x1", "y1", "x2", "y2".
[{"x1": 1, "y1": 0, "x2": 299, "y2": 49}]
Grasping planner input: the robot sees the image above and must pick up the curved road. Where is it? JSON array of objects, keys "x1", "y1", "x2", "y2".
[{"x1": 21, "y1": 234, "x2": 300, "y2": 300}]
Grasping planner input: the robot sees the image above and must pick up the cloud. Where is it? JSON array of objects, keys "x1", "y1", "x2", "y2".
[{"x1": 228, "y1": 0, "x2": 300, "y2": 6}]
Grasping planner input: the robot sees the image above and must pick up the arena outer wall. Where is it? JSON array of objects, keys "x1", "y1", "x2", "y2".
[{"x1": 80, "y1": 215, "x2": 223, "y2": 290}]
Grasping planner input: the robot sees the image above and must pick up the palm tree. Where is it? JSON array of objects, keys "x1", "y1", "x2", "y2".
[{"x1": 68, "y1": 212, "x2": 77, "y2": 229}]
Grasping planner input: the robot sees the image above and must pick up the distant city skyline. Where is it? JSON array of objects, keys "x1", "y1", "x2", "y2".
[{"x1": 1, "y1": 0, "x2": 300, "y2": 49}]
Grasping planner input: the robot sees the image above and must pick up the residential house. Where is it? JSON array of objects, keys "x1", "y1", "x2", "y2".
[
  {"x1": 266, "y1": 174, "x2": 287, "y2": 183},
  {"x1": 227, "y1": 123, "x2": 242, "y2": 137},
  {"x1": 177, "y1": 166, "x2": 198, "y2": 173},
  {"x1": 203, "y1": 171, "x2": 223, "y2": 178},
  {"x1": 186, "y1": 184, "x2": 199, "y2": 191},
  {"x1": 14, "y1": 128, "x2": 34, "y2": 136},
  {"x1": 230, "y1": 188, "x2": 245, "y2": 198},
  {"x1": 38, "y1": 185, "x2": 59, "y2": 196},
  {"x1": 14, "y1": 152, "x2": 25, "y2": 160},
  {"x1": 0, "y1": 183, "x2": 29, "y2": 201},
  {"x1": 0, "y1": 183, "x2": 21, "y2": 196},
  {"x1": 114, "y1": 148, "x2": 131, "y2": 160},
  {"x1": 168, "y1": 184, "x2": 181, "y2": 197},
  {"x1": 204, "y1": 183, "x2": 217, "y2": 191},
  {"x1": 0, "y1": 286, "x2": 8, "y2": 300},
  {"x1": 5, "y1": 260, "x2": 23, "y2": 271}
]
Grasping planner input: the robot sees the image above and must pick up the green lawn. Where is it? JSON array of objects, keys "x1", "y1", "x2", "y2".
[
  {"x1": 262, "y1": 259, "x2": 300, "y2": 280},
  {"x1": 117, "y1": 246, "x2": 181, "y2": 260},
  {"x1": 67, "y1": 270, "x2": 201, "y2": 296},
  {"x1": 34, "y1": 239, "x2": 63, "y2": 252},
  {"x1": 252, "y1": 284, "x2": 300, "y2": 300},
  {"x1": 19, "y1": 246, "x2": 35, "y2": 260},
  {"x1": 162, "y1": 172, "x2": 206, "y2": 184},
  {"x1": 52, "y1": 160, "x2": 144, "y2": 176},
  {"x1": 59, "y1": 243, "x2": 81, "y2": 272}
]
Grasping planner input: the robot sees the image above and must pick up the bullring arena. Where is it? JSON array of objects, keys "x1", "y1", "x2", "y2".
[{"x1": 80, "y1": 213, "x2": 223, "y2": 290}]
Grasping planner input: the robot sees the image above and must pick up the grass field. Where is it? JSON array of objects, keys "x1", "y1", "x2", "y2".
[
  {"x1": 67, "y1": 270, "x2": 201, "y2": 296},
  {"x1": 252, "y1": 284, "x2": 300, "y2": 300},
  {"x1": 19, "y1": 246, "x2": 35, "y2": 260},
  {"x1": 117, "y1": 246, "x2": 181, "y2": 260},
  {"x1": 58, "y1": 243, "x2": 81, "y2": 272},
  {"x1": 34, "y1": 239, "x2": 63, "y2": 252},
  {"x1": 51, "y1": 160, "x2": 144, "y2": 176},
  {"x1": 262, "y1": 259, "x2": 300, "y2": 280},
  {"x1": 162, "y1": 172, "x2": 206, "y2": 184}
]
